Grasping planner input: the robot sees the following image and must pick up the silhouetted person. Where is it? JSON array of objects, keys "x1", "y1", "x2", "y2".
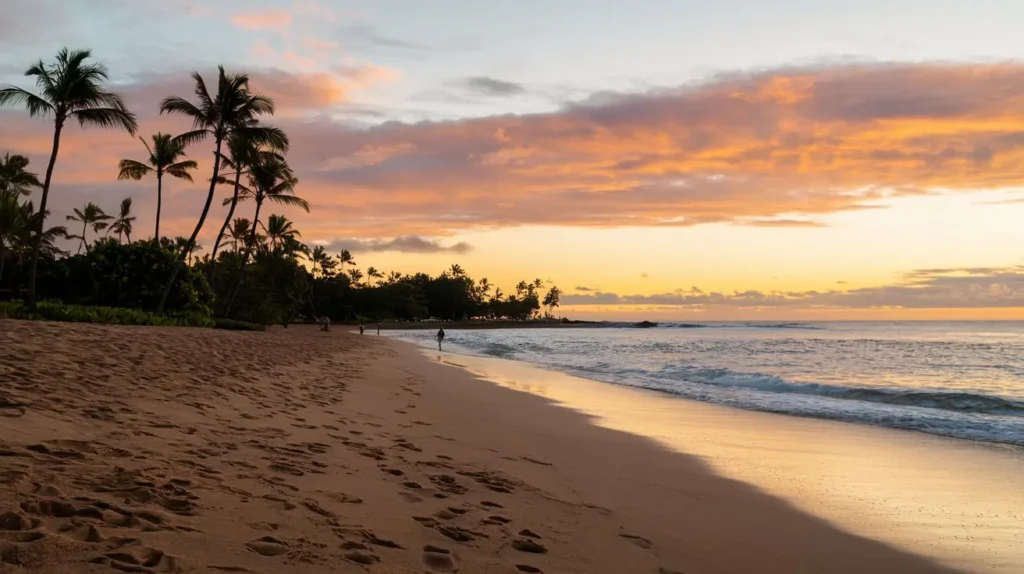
[
  {"x1": 359, "y1": 323, "x2": 364, "y2": 335},
  {"x1": 437, "y1": 327, "x2": 445, "y2": 351},
  {"x1": 377, "y1": 322, "x2": 381, "y2": 336}
]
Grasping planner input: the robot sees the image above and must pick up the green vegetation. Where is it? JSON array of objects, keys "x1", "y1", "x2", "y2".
[{"x1": 0, "y1": 48, "x2": 562, "y2": 330}]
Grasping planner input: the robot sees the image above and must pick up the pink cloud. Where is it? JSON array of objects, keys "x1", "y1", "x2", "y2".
[
  {"x1": 6, "y1": 63, "x2": 1024, "y2": 246},
  {"x1": 229, "y1": 10, "x2": 292, "y2": 32}
]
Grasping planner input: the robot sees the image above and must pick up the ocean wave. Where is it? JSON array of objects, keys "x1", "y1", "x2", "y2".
[{"x1": 623, "y1": 364, "x2": 1024, "y2": 416}]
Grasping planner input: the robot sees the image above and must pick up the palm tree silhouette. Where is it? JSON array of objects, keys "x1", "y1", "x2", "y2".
[
  {"x1": 66, "y1": 202, "x2": 112, "y2": 254},
  {"x1": 348, "y1": 268, "x2": 364, "y2": 286},
  {"x1": 109, "y1": 197, "x2": 136, "y2": 243},
  {"x1": 210, "y1": 133, "x2": 285, "y2": 265},
  {"x1": 225, "y1": 154, "x2": 306, "y2": 315},
  {"x1": 117, "y1": 133, "x2": 196, "y2": 243},
  {"x1": 367, "y1": 266, "x2": 383, "y2": 286},
  {"x1": 263, "y1": 214, "x2": 300, "y2": 253},
  {"x1": 155, "y1": 65, "x2": 287, "y2": 313},
  {"x1": 0, "y1": 198, "x2": 67, "y2": 283},
  {"x1": 338, "y1": 249, "x2": 355, "y2": 278},
  {"x1": 227, "y1": 217, "x2": 251, "y2": 253},
  {"x1": 0, "y1": 47, "x2": 137, "y2": 306},
  {"x1": 0, "y1": 153, "x2": 42, "y2": 197}
]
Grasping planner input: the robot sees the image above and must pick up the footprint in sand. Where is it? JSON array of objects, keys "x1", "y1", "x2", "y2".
[
  {"x1": 619, "y1": 533, "x2": 653, "y2": 549},
  {"x1": 515, "y1": 566, "x2": 543, "y2": 573},
  {"x1": 422, "y1": 545, "x2": 456, "y2": 571},
  {"x1": 246, "y1": 536, "x2": 290, "y2": 557},
  {"x1": 511, "y1": 539, "x2": 547, "y2": 554}
]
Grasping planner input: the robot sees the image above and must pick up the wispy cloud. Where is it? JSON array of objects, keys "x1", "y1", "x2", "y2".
[
  {"x1": 459, "y1": 76, "x2": 526, "y2": 97},
  {"x1": 324, "y1": 236, "x2": 474, "y2": 254}
]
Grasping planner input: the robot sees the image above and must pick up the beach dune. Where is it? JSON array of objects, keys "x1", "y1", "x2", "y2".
[{"x1": 0, "y1": 321, "x2": 955, "y2": 573}]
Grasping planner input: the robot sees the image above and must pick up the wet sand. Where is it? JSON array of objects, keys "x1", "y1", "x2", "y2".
[{"x1": 0, "y1": 321, "x2": 981, "y2": 573}]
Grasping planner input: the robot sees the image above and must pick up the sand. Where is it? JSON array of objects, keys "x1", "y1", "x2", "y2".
[{"x1": 0, "y1": 321, "x2": 959, "y2": 573}]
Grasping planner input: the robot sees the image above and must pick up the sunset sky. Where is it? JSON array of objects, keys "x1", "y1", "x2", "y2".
[{"x1": 4, "y1": 0, "x2": 1024, "y2": 319}]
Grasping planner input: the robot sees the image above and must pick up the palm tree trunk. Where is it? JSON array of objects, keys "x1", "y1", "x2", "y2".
[
  {"x1": 126, "y1": 230, "x2": 131, "y2": 244},
  {"x1": 224, "y1": 198, "x2": 262, "y2": 317},
  {"x1": 157, "y1": 137, "x2": 224, "y2": 314},
  {"x1": 209, "y1": 168, "x2": 241, "y2": 268},
  {"x1": 26, "y1": 121, "x2": 64, "y2": 309},
  {"x1": 78, "y1": 221, "x2": 87, "y2": 255},
  {"x1": 155, "y1": 169, "x2": 163, "y2": 244}
]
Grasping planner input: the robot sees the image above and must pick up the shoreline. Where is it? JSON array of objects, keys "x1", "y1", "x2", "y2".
[
  {"x1": 0, "y1": 320, "x2": 1013, "y2": 572},
  {"x1": 415, "y1": 341, "x2": 1024, "y2": 573}
]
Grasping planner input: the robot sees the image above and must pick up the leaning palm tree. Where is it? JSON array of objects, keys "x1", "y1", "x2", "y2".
[
  {"x1": 66, "y1": 202, "x2": 112, "y2": 253},
  {"x1": 224, "y1": 154, "x2": 306, "y2": 315},
  {"x1": 109, "y1": 197, "x2": 136, "y2": 243},
  {"x1": 0, "y1": 153, "x2": 42, "y2": 197},
  {"x1": 0, "y1": 47, "x2": 137, "y2": 306},
  {"x1": 117, "y1": 133, "x2": 196, "y2": 243},
  {"x1": 155, "y1": 65, "x2": 287, "y2": 313}
]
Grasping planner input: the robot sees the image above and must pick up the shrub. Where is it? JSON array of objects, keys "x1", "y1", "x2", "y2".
[
  {"x1": 34, "y1": 238, "x2": 214, "y2": 315},
  {"x1": 213, "y1": 318, "x2": 266, "y2": 331}
]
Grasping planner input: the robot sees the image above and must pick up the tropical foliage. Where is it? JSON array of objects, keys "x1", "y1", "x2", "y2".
[{"x1": 0, "y1": 48, "x2": 563, "y2": 327}]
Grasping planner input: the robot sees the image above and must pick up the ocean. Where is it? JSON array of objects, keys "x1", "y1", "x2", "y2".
[{"x1": 388, "y1": 322, "x2": 1024, "y2": 446}]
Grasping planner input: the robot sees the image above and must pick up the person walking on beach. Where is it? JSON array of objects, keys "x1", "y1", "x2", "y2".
[
  {"x1": 359, "y1": 323, "x2": 364, "y2": 335},
  {"x1": 437, "y1": 327, "x2": 445, "y2": 351},
  {"x1": 377, "y1": 322, "x2": 381, "y2": 335}
]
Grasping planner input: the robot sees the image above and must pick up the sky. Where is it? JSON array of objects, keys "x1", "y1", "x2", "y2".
[{"x1": 3, "y1": 0, "x2": 1024, "y2": 320}]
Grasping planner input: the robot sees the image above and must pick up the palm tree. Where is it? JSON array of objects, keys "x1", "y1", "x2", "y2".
[
  {"x1": 386, "y1": 271, "x2": 403, "y2": 285},
  {"x1": 263, "y1": 214, "x2": 300, "y2": 252},
  {"x1": 367, "y1": 266, "x2": 383, "y2": 286},
  {"x1": 227, "y1": 217, "x2": 251, "y2": 252},
  {"x1": 449, "y1": 264, "x2": 465, "y2": 278},
  {"x1": 66, "y1": 202, "x2": 112, "y2": 253},
  {"x1": 338, "y1": 249, "x2": 355, "y2": 277},
  {"x1": 348, "y1": 268, "x2": 364, "y2": 286},
  {"x1": 109, "y1": 197, "x2": 136, "y2": 243},
  {"x1": 0, "y1": 48, "x2": 137, "y2": 306},
  {"x1": 210, "y1": 134, "x2": 285, "y2": 264},
  {"x1": 225, "y1": 154, "x2": 306, "y2": 315},
  {"x1": 0, "y1": 153, "x2": 42, "y2": 197},
  {"x1": 155, "y1": 65, "x2": 287, "y2": 313},
  {"x1": 0, "y1": 198, "x2": 67, "y2": 283},
  {"x1": 309, "y1": 245, "x2": 329, "y2": 279},
  {"x1": 117, "y1": 133, "x2": 196, "y2": 243}
]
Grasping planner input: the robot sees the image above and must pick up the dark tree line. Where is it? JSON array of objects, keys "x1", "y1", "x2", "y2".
[{"x1": 0, "y1": 48, "x2": 562, "y2": 326}]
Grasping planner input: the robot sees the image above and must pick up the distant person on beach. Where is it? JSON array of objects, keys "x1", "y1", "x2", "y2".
[
  {"x1": 359, "y1": 323, "x2": 364, "y2": 335},
  {"x1": 319, "y1": 316, "x2": 330, "y2": 332},
  {"x1": 437, "y1": 327, "x2": 445, "y2": 351},
  {"x1": 377, "y1": 322, "x2": 381, "y2": 336}
]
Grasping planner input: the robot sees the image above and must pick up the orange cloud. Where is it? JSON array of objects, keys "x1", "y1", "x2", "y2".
[
  {"x1": 6, "y1": 63, "x2": 1024, "y2": 244},
  {"x1": 229, "y1": 10, "x2": 291, "y2": 32}
]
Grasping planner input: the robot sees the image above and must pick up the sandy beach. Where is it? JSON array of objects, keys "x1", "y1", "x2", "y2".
[{"x1": 0, "y1": 321, "x2": 978, "y2": 573}]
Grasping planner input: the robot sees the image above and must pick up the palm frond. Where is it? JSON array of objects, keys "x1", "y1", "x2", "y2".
[
  {"x1": 165, "y1": 160, "x2": 197, "y2": 182},
  {"x1": 266, "y1": 194, "x2": 310, "y2": 212},
  {"x1": 160, "y1": 96, "x2": 207, "y2": 126},
  {"x1": 0, "y1": 87, "x2": 55, "y2": 117},
  {"x1": 236, "y1": 124, "x2": 289, "y2": 153},
  {"x1": 171, "y1": 128, "x2": 208, "y2": 148},
  {"x1": 117, "y1": 159, "x2": 152, "y2": 180},
  {"x1": 72, "y1": 107, "x2": 138, "y2": 133}
]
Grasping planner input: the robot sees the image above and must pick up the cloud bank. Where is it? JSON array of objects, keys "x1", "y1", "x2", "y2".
[
  {"x1": 562, "y1": 267, "x2": 1024, "y2": 309},
  {"x1": 6, "y1": 62, "x2": 1024, "y2": 241},
  {"x1": 323, "y1": 236, "x2": 473, "y2": 254}
]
